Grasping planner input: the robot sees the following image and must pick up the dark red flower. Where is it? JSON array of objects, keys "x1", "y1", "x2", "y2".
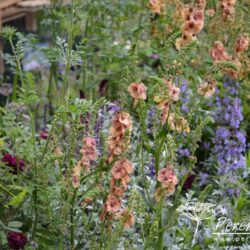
[
  {"x1": 99, "y1": 79, "x2": 108, "y2": 97},
  {"x1": 182, "y1": 174, "x2": 196, "y2": 191},
  {"x1": 2, "y1": 153, "x2": 25, "y2": 174},
  {"x1": 7, "y1": 232, "x2": 28, "y2": 250},
  {"x1": 39, "y1": 131, "x2": 48, "y2": 140}
]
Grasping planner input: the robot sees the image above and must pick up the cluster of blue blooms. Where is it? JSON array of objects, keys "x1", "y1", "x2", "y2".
[{"x1": 213, "y1": 79, "x2": 246, "y2": 175}]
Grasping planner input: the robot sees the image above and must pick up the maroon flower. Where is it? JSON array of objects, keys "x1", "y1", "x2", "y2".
[
  {"x1": 2, "y1": 153, "x2": 25, "y2": 174},
  {"x1": 182, "y1": 174, "x2": 196, "y2": 191},
  {"x1": 39, "y1": 131, "x2": 48, "y2": 140},
  {"x1": 7, "y1": 232, "x2": 28, "y2": 250}
]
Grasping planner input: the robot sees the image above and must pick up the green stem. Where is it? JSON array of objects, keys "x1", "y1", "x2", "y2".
[
  {"x1": 70, "y1": 190, "x2": 77, "y2": 249},
  {"x1": 26, "y1": 106, "x2": 38, "y2": 240},
  {"x1": 157, "y1": 211, "x2": 164, "y2": 250},
  {"x1": 154, "y1": 136, "x2": 165, "y2": 249},
  {"x1": 9, "y1": 38, "x2": 24, "y2": 100},
  {"x1": 0, "y1": 183, "x2": 15, "y2": 196},
  {"x1": 62, "y1": 0, "x2": 75, "y2": 103}
]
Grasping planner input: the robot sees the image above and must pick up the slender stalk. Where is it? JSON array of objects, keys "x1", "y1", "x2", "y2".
[
  {"x1": 70, "y1": 190, "x2": 77, "y2": 249},
  {"x1": 26, "y1": 106, "x2": 38, "y2": 239},
  {"x1": 0, "y1": 183, "x2": 15, "y2": 197},
  {"x1": 154, "y1": 136, "x2": 165, "y2": 249},
  {"x1": 62, "y1": 0, "x2": 75, "y2": 103},
  {"x1": 8, "y1": 38, "x2": 24, "y2": 100},
  {"x1": 192, "y1": 219, "x2": 200, "y2": 246}
]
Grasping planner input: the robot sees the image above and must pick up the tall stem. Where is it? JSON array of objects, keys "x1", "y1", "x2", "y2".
[
  {"x1": 9, "y1": 38, "x2": 24, "y2": 100},
  {"x1": 154, "y1": 137, "x2": 165, "y2": 249},
  {"x1": 62, "y1": 0, "x2": 75, "y2": 103},
  {"x1": 70, "y1": 190, "x2": 77, "y2": 249}
]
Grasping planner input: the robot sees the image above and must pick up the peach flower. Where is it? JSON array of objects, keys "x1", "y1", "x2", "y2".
[
  {"x1": 155, "y1": 187, "x2": 166, "y2": 202},
  {"x1": 168, "y1": 113, "x2": 190, "y2": 133},
  {"x1": 149, "y1": 0, "x2": 163, "y2": 14},
  {"x1": 128, "y1": 82, "x2": 147, "y2": 106},
  {"x1": 157, "y1": 165, "x2": 178, "y2": 196},
  {"x1": 221, "y1": 0, "x2": 236, "y2": 20},
  {"x1": 235, "y1": 34, "x2": 249, "y2": 53},
  {"x1": 168, "y1": 83, "x2": 180, "y2": 102},
  {"x1": 72, "y1": 163, "x2": 81, "y2": 188},
  {"x1": 158, "y1": 166, "x2": 173, "y2": 183},
  {"x1": 155, "y1": 168, "x2": 178, "y2": 201},
  {"x1": 197, "y1": 79, "x2": 217, "y2": 98},
  {"x1": 107, "y1": 112, "x2": 132, "y2": 162},
  {"x1": 210, "y1": 41, "x2": 231, "y2": 62},
  {"x1": 111, "y1": 159, "x2": 133, "y2": 180},
  {"x1": 105, "y1": 194, "x2": 121, "y2": 213},
  {"x1": 119, "y1": 209, "x2": 135, "y2": 228}
]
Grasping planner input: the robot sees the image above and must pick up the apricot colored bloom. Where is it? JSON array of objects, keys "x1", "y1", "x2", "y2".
[
  {"x1": 149, "y1": 0, "x2": 163, "y2": 14},
  {"x1": 197, "y1": 79, "x2": 217, "y2": 98},
  {"x1": 105, "y1": 194, "x2": 121, "y2": 213},
  {"x1": 158, "y1": 166, "x2": 173, "y2": 183},
  {"x1": 177, "y1": 6, "x2": 205, "y2": 50},
  {"x1": 168, "y1": 113, "x2": 190, "y2": 133},
  {"x1": 119, "y1": 208, "x2": 135, "y2": 229},
  {"x1": 167, "y1": 82, "x2": 180, "y2": 102},
  {"x1": 111, "y1": 182, "x2": 126, "y2": 196},
  {"x1": 157, "y1": 165, "x2": 178, "y2": 199},
  {"x1": 210, "y1": 41, "x2": 230, "y2": 62},
  {"x1": 155, "y1": 187, "x2": 166, "y2": 202},
  {"x1": 154, "y1": 96, "x2": 170, "y2": 125},
  {"x1": 175, "y1": 35, "x2": 195, "y2": 50},
  {"x1": 182, "y1": 8, "x2": 204, "y2": 35},
  {"x1": 112, "y1": 111, "x2": 132, "y2": 132},
  {"x1": 72, "y1": 163, "x2": 81, "y2": 188},
  {"x1": 72, "y1": 137, "x2": 98, "y2": 188},
  {"x1": 160, "y1": 107, "x2": 170, "y2": 125},
  {"x1": 221, "y1": 0, "x2": 236, "y2": 20},
  {"x1": 235, "y1": 34, "x2": 249, "y2": 53},
  {"x1": 128, "y1": 82, "x2": 147, "y2": 106},
  {"x1": 108, "y1": 112, "x2": 132, "y2": 162},
  {"x1": 112, "y1": 158, "x2": 133, "y2": 180},
  {"x1": 182, "y1": 21, "x2": 203, "y2": 37}
]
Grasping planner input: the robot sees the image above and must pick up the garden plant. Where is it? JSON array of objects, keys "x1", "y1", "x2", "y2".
[{"x1": 0, "y1": 0, "x2": 250, "y2": 249}]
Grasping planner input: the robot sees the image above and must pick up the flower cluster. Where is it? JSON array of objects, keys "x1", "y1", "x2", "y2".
[
  {"x1": 168, "y1": 113, "x2": 190, "y2": 133},
  {"x1": 214, "y1": 127, "x2": 246, "y2": 174},
  {"x1": 210, "y1": 41, "x2": 230, "y2": 63},
  {"x1": 179, "y1": 79, "x2": 192, "y2": 114},
  {"x1": 102, "y1": 159, "x2": 133, "y2": 223},
  {"x1": 107, "y1": 111, "x2": 132, "y2": 163},
  {"x1": 197, "y1": 79, "x2": 217, "y2": 98},
  {"x1": 210, "y1": 35, "x2": 249, "y2": 79},
  {"x1": 7, "y1": 232, "x2": 28, "y2": 250},
  {"x1": 213, "y1": 79, "x2": 246, "y2": 175},
  {"x1": 155, "y1": 164, "x2": 178, "y2": 202},
  {"x1": 220, "y1": 0, "x2": 236, "y2": 20},
  {"x1": 72, "y1": 137, "x2": 98, "y2": 188},
  {"x1": 2, "y1": 153, "x2": 25, "y2": 175},
  {"x1": 175, "y1": 2, "x2": 206, "y2": 50},
  {"x1": 101, "y1": 112, "x2": 133, "y2": 228},
  {"x1": 128, "y1": 82, "x2": 147, "y2": 106},
  {"x1": 154, "y1": 79, "x2": 181, "y2": 125}
]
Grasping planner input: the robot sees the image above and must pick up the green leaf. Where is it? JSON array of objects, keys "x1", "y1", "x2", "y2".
[
  {"x1": 0, "y1": 231, "x2": 7, "y2": 245},
  {"x1": 198, "y1": 184, "x2": 213, "y2": 202},
  {"x1": 7, "y1": 221, "x2": 23, "y2": 229},
  {"x1": 5, "y1": 189, "x2": 27, "y2": 208}
]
